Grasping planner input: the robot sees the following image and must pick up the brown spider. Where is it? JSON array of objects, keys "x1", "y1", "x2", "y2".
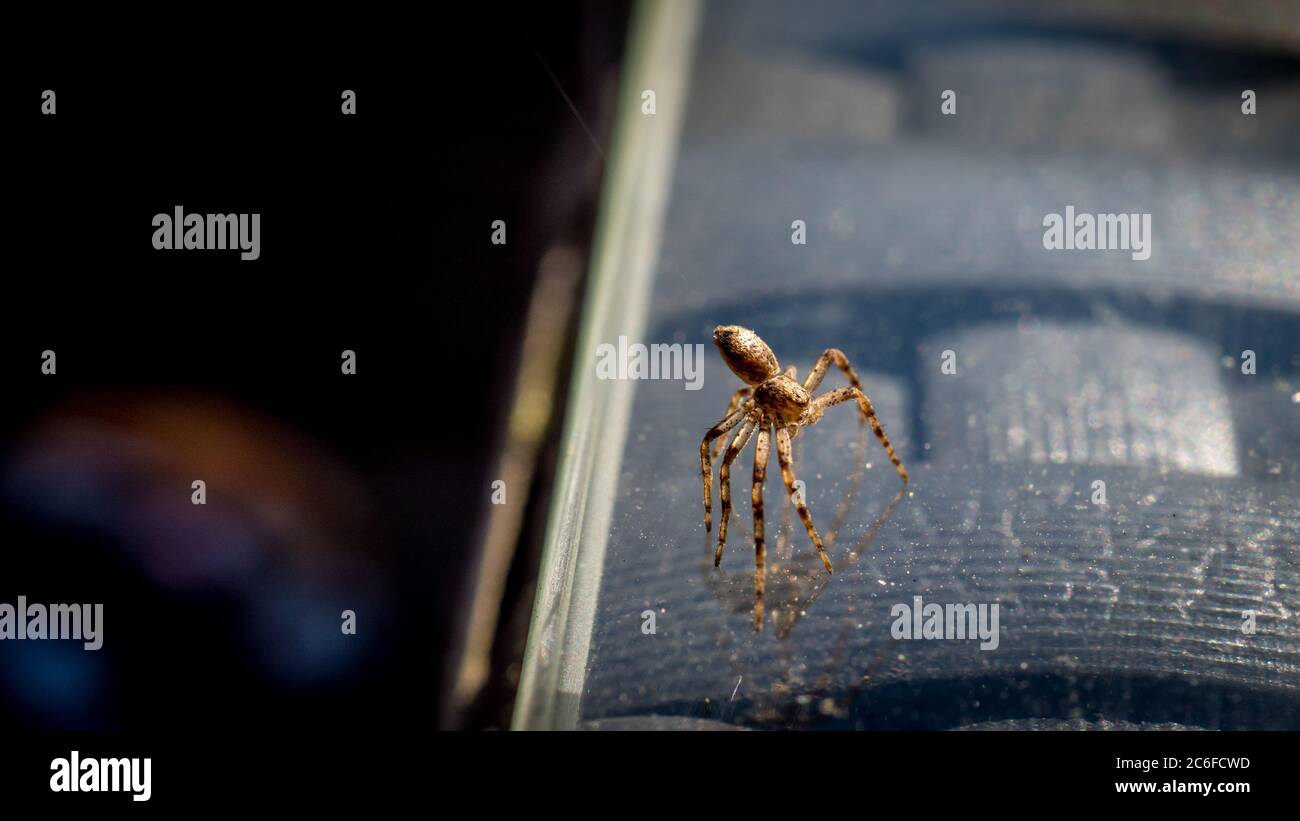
[{"x1": 700, "y1": 325, "x2": 908, "y2": 599}]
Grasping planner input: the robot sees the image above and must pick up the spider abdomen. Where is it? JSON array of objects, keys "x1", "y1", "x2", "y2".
[{"x1": 713, "y1": 325, "x2": 780, "y2": 385}]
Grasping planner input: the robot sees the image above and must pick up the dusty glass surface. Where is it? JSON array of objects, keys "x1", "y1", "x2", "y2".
[{"x1": 518, "y1": 0, "x2": 1300, "y2": 730}]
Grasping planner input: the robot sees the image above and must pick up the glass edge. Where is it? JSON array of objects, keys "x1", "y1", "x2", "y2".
[{"x1": 511, "y1": 0, "x2": 701, "y2": 730}]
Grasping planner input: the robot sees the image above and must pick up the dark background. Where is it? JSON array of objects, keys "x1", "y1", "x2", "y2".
[{"x1": 1, "y1": 4, "x2": 628, "y2": 737}]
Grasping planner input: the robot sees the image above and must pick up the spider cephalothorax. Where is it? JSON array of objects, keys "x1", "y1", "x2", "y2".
[{"x1": 700, "y1": 325, "x2": 908, "y2": 602}]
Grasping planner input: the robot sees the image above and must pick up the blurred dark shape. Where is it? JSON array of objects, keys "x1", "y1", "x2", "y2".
[
  {"x1": 1, "y1": 392, "x2": 388, "y2": 728},
  {"x1": 5, "y1": 393, "x2": 377, "y2": 587}
]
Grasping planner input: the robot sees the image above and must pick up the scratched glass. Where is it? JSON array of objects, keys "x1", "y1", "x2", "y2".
[{"x1": 515, "y1": 0, "x2": 1300, "y2": 730}]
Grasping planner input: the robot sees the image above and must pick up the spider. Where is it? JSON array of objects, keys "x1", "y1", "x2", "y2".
[{"x1": 699, "y1": 325, "x2": 908, "y2": 599}]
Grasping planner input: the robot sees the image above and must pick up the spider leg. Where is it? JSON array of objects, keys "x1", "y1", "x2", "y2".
[
  {"x1": 713, "y1": 387, "x2": 753, "y2": 457},
  {"x1": 752, "y1": 415, "x2": 773, "y2": 622},
  {"x1": 716, "y1": 409, "x2": 760, "y2": 566},
  {"x1": 808, "y1": 386, "x2": 909, "y2": 483},
  {"x1": 776, "y1": 425, "x2": 832, "y2": 574},
  {"x1": 803, "y1": 348, "x2": 870, "y2": 424},
  {"x1": 700, "y1": 405, "x2": 749, "y2": 532}
]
